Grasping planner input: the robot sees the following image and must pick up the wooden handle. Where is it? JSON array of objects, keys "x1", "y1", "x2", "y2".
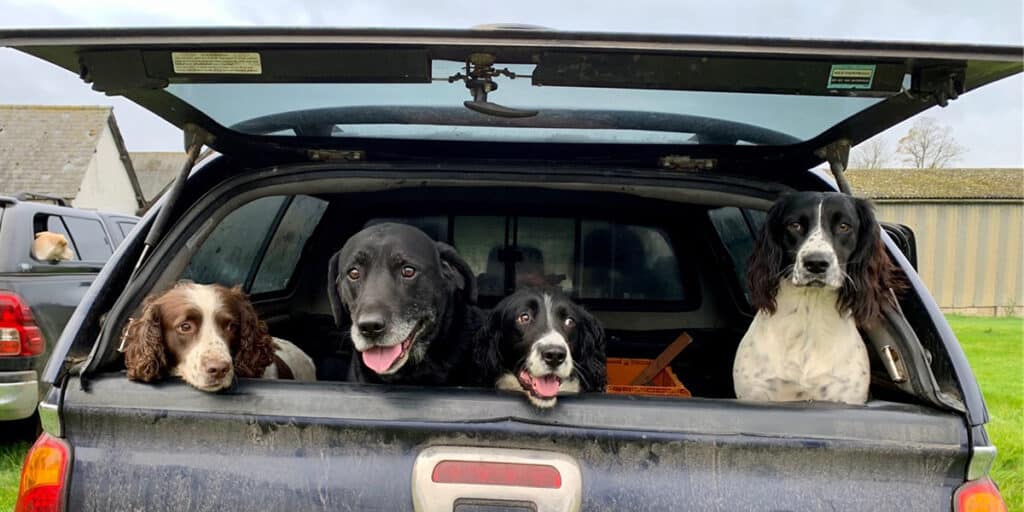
[{"x1": 628, "y1": 332, "x2": 693, "y2": 386}]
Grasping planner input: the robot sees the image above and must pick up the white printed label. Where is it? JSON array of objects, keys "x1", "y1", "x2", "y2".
[{"x1": 171, "y1": 52, "x2": 262, "y2": 75}]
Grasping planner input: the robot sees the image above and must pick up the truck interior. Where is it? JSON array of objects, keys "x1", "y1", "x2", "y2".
[{"x1": 84, "y1": 163, "x2": 965, "y2": 413}]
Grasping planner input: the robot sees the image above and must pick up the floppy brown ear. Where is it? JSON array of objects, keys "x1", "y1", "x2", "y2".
[
  {"x1": 838, "y1": 198, "x2": 906, "y2": 327},
  {"x1": 228, "y1": 286, "x2": 275, "y2": 378},
  {"x1": 437, "y1": 242, "x2": 478, "y2": 304},
  {"x1": 123, "y1": 301, "x2": 168, "y2": 382}
]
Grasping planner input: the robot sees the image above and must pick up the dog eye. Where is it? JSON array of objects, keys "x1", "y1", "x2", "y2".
[
  {"x1": 226, "y1": 321, "x2": 238, "y2": 332},
  {"x1": 401, "y1": 266, "x2": 416, "y2": 278},
  {"x1": 564, "y1": 317, "x2": 576, "y2": 329},
  {"x1": 788, "y1": 222, "x2": 803, "y2": 232},
  {"x1": 517, "y1": 313, "x2": 531, "y2": 324},
  {"x1": 347, "y1": 268, "x2": 360, "y2": 280},
  {"x1": 837, "y1": 223, "x2": 852, "y2": 233},
  {"x1": 177, "y1": 321, "x2": 193, "y2": 333}
]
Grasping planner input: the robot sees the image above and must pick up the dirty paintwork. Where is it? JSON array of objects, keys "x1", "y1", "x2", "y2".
[{"x1": 62, "y1": 376, "x2": 966, "y2": 511}]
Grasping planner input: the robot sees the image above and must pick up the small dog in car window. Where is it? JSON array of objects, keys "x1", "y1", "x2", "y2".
[
  {"x1": 733, "y1": 192, "x2": 903, "y2": 405},
  {"x1": 32, "y1": 231, "x2": 74, "y2": 262},
  {"x1": 474, "y1": 288, "x2": 606, "y2": 408}
]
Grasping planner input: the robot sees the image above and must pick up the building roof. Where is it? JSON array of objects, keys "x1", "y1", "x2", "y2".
[
  {"x1": 846, "y1": 168, "x2": 1024, "y2": 200},
  {"x1": 130, "y1": 151, "x2": 187, "y2": 203},
  {"x1": 0, "y1": 105, "x2": 124, "y2": 200}
]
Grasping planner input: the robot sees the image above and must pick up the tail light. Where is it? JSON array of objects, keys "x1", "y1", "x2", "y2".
[
  {"x1": 0, "y1": 291, "x2": 45, "y2": 356},
  {"x1": 954, "y1": 477, "x2": 1007, "y2": 512},
  {"x1": 15, "y1": 433, "x2": 71, "y2": 512},
  {"x1": 432, "y1": 461, "x2": 562, "y2": 489}
]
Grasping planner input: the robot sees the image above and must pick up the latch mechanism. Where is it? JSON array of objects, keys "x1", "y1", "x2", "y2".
[
  {"x1": 448, "y1": 53, "x2": 538, "y2": 118},
  {"x1": 914, "y1": 66, "x2": 966, "y2": 108}
]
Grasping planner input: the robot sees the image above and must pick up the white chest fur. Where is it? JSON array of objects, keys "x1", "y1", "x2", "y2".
[{"x1": 733, "y1": 282, "x2": 870, "y2": 405}]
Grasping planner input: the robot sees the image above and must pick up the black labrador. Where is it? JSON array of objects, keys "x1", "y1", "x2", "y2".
[
  {"x1": 474, "y1": 287, "x2": 606, "y2": 408},
  {"x1": 327, "y1": 223, "x2": 484, "y2": 386}
]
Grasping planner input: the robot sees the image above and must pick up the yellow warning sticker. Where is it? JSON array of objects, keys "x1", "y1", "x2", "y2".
[{"x1": 171, "y1": 52, "x2": 262, "y2": 75}]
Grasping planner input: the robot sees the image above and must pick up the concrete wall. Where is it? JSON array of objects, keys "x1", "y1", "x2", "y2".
[
  {"x1": 72, "y1": 124, "x2": 138, "y2": 215},
  {"x1": 875, "y1": 201, "x2": 1024, "y2": 316}
]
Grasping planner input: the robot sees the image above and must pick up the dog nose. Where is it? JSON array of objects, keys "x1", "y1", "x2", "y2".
[
  {"x1": 357, "y1": 311, "x2": 387, "y2": 337},
  {"x1": 541, "y1": 346, "x2": 567, "y2": 367},
  {"x1": 204, "y1": 359, "x2": 230, "y2": 379},
  {"x1": 802, "y1": 252, "x2": 831, "y2": 274}
]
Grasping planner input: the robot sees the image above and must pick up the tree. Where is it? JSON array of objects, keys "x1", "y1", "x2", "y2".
[
  {"x1": 850, "y1": 137, "x2": 892, "y2": 169},
  {"x1": 896, "y1": 117, "x2": 967, "y2": 169}
]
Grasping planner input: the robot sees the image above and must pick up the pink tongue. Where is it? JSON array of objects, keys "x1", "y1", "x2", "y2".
[
  {"x1": 532, "y1": 375, "x2": 561, "y2": 398},
  {"x1": 362, "y1": 344, "x2": 404, "y2": 374}
]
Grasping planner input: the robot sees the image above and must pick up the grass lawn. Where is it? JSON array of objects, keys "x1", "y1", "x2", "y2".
[
  {"x1": 0, "y1": 315, "x2": 1018, "y2": 511},
  {"x1": 1, "y1": 440, "x2": 28, "y2": 511},
  {"x1": 948, "y1": 314, "x2": 1023, "y2": 510}
]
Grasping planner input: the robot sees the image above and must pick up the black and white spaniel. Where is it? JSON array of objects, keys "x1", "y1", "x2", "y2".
[
  {"x1": 733, "y1": 192, "x2": 902, "y2": 405},
  {"x1": 475, "y1": 288, "x2": 606, "y2": 408}
]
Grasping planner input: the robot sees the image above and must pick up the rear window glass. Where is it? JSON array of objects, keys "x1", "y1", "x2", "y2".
[
  {"x1": 709, "y1": 206, "x2": 766, "y2": 300},
  {"x1": 367, "y1": 215, "x2": 688, "y2": 303},
  {"x1": 252, "y1": 196, "x2": 328, "y2": 294},
  {"x1": 117, "y1": 220, "x2": 137, "y2": 240},
  {"x1": 185, "y1": 195, "x2": 327, "y2": 293},
  {"x1": 63, "y1": 217, "x2": 113, "y2": 261}
]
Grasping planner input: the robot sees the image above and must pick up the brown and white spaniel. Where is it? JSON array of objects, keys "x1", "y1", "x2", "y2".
[{"x1": 121, "y1": 282, "x2": 316, "y2": 392}]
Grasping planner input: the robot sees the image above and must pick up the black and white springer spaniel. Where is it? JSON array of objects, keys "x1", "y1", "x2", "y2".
[
  {"x1": 475, "y1": 288, "x2": 606, "y2": 408},
  {"x1": 733, "y1": 192, "x2": 902, "y2": 405}
]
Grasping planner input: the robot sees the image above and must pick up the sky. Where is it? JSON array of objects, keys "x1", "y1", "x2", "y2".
[{"x1": 1, "y1": 0, "x2": 1022, "y2": 167}]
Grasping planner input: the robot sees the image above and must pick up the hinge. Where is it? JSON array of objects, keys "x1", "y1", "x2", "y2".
[
  {"x1": 307, "y1": 149, "x2": 366, "y2": 162},
  {"x1": 658, "y1": 155, "x2": 716, "y2": 171},
  {"x1": 913, "y1": 66, "x2": 966, "y2": 108},
  {"x1": 814, "y1": 139, "x2": 852, "y2": 194}
]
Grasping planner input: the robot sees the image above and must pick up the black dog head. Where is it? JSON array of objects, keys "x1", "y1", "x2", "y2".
[
  {"x1": 328, "y1": 223, "x2": 477, "y2": 376},
  {"x1": 747, "y1": 191, "x2": 903, "y2": 326},
  {"x1": 475, "y1": 288, "x2": 606, "y2": 408}
]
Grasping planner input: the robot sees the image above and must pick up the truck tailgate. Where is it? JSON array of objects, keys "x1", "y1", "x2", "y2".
[{"x1": 62, "y1": 375, "x2": 967, "y2": 511}]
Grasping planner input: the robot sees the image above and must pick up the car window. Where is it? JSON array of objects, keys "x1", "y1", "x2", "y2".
[
  {"x1": 117, "y1": 220, "x2": 137, "y2": 240},
  {"x1": 366, "y1": 215, "x2": 689, "y2": 304},
  {"x1": 579, "y1": 221, "x2": 684, "y2": 301},
  {"x1": 32, "y1": 214, "x2": 79, "y2": 261},
  {"x1": 251, "y1": 195, "x2": 329, "y2": 294},
  {"x1": 516, "y1": 217, "x2": 575, "y2": 293},
  {"x1": 184, "y1": 196, "x2": 287, "y2": 288},
  {"x1": 708, "y1": 206, "x2": 765, "y2": 300},
  {"x1": 451, "y1": 216, "x2": 506, "y2": 296},
  {"x1": 62, "y1": 216, "x2": 113, "y2": 261}
]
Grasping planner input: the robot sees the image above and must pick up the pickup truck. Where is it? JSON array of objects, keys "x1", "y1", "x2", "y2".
[
  {"x1": 5, "y1": 28, "x2": 1019, "y2": 511},
  {"x1": 0, "y1": 194, "x2": 137, "y2": 434}
]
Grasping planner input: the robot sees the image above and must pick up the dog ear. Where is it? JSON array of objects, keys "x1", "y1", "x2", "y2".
[
  {"x1": 839, "y1": 197, "x2": 905, "y2": 327},
  {"x1": 229, "y1": 286, "x2": 275, "y2": 378},
  {"x1": 123, "y1": 299, "x2": 168, "y2": 382},
  {"x1": 471, "y1": 309, "x2": 505, "y2": 387},
  {"x1": 326, "y1": 251, "x2": 348, "y2": 327},
  {"x1": 572, "y1": 306, "x2": 607, "y2": 392},
  {"x1": 746, "y1": 199, "x2": 788, "y2": 314},
  {"x1": 437, "y1": 242, "x2": 479, "y2": 304}
]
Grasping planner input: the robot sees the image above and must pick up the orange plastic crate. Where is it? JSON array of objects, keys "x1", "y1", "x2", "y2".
[{"x1": 605, "y1": 357, "x2": 692, "y2": 398}]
